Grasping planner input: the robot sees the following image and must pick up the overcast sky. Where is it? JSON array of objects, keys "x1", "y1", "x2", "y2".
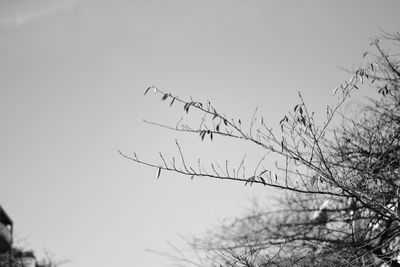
[{"x1": 0, "y1": 1, "x2": 399, "y2": 266}]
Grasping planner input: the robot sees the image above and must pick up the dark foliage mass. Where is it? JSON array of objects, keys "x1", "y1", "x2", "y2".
[
  {"x1": 121, "y1": 31, "x2": 400, "y2": 266},
  {"x1": 0, "y1": 247, "x2": 57, "y2": 267}
]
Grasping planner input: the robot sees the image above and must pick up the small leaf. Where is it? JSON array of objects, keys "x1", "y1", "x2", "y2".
[
  {"x1": 279, "y1": 116, "x2": 288, "y2": 125},
  {"x1": 161, "y1": 93, "x2": 168, "y2": 101},
  {"x1": 300, "y1": 116, "x2": 306, "y2": 126},
  {"x1": 294, "y1": 104, "x2": 299, "y2": 112},
  {"x1": 216, "y1": 124, "x2": 220, "y2": 132},
  {"x1": 223, "y1": 119, "x2": 228, "y2": 126},
  {"x1": 210, "y1": 132, "x2": 213, "y2": 141},
  {"x1": 332, "y1": 86, "x2": 339, "y2": 96},
  {"x1": 170, "y1": 97, "x2": 175, "y2": 107},
  {"x1": 156, "y1": 167, "x2": 161, "y2": 179},
  {"x1": 260, "y1": 176, "x2": 266, "y2": 185},
  {"x1": 144, "y1": 86, "x2": 152, "y2": 95},
  {"x1": 200, "y1": 131, "x2": 206, "y2": 141},
  {"x1": 238, "y1": 119, "x2": 241, "y2": 124},
  {"x1": 327, "y1": 106, "x2": 332, "y2": 118},
  {"x1": 185, "y1": 102, "x2": 192, "y2": 113}
]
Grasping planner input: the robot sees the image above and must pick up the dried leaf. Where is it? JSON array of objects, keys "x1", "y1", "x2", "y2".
[
  {"x1": 156, "y1": 167, "x2": 161, "y2": 179},
  {"x1": 279, "y1": 116, "x2": 288, "y2": 125},
  {"x1": 185, "y1": 102, "x2": 192, "y2": 113},
  {"x1": 200, "y1": 131, "x2": 206, "y2": 141},
  {"x1": 332, "y1": 86, "x2": 339, "y2": 96},
  {"x1": 161, "y1": 93, "x2": 168, "y2": 101},
  {"x1": 144, "y1": 86, "x2": 152, "y2": 95},
  {"x1": 170, "y1": 97, "x2": 175, "y2": 107}
]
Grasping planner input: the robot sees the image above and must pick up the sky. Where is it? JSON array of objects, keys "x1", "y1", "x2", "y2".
[{"x1": 0, "y1": 1, "x2": 399, "y2": 266}]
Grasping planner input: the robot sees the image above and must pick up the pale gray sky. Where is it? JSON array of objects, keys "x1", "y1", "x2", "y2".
[{"x1": 0, "y1": 1, "x2": 399, "y2": 266}]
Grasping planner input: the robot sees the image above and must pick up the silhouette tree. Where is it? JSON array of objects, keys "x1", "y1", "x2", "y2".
[
  {"x1": 0, "y1": 246, "x2": 65, "y2": 267},
  {"x1": 121, "y1": 31, "x2": 400, "y2": 266}
]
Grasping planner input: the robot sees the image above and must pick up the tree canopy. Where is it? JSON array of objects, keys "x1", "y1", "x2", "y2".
[{"x1": 121, "y1": 31, "x2": 400, "y2": 266}]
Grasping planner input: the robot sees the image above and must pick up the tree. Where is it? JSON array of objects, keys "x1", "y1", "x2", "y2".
[
  {"x1": 120, "y1": 31, "x2": 400, "y2": 266},
  {"x1": 0, "y1": 244, "x2": 66, "y2": 267},
  {"x1": 0, "y1": 247, "x2": 59, "y2": 267}
]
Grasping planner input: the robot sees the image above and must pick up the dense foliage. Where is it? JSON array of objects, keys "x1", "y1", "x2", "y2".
[{"x1": 0, "y1": 247, "x2": 56, "y2": 267}]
